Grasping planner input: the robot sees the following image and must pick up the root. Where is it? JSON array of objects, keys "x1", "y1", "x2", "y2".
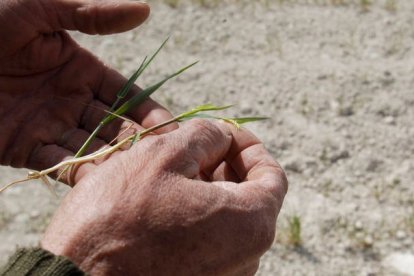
[{"x1": 0, "y1": 178, "x2": 32, "y2": 193}]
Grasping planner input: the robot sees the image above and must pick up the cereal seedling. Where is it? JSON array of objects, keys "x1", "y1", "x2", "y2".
[{"x1": 0, "y1": 38, "x2": 268, "y2": 194}]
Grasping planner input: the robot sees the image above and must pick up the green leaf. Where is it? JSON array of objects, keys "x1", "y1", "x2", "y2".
[
  {"x1": 178, "y1": 113, "x2": 217, "y2": 122},
  {"x1": 131, "y1": 133, "x2": 141, "y2": 145},
  {"x1": 179, "y1": 104, "x2": 233, "y2": 118},
  {"x1": 111, "y1": 36, "x2": 170, "y2": 111},
  {"x1": 228, "y1": 117, "x2": 269, "y2": 124},
  {"x1": 74, "y1": 37, "x2": 171, "y2": 158},
  {"x1": 191, "y1": 104, "x2": 233, "y2": 112},
  {"x1": 178, "y1": 113, "x2": 269, "y2": 129},
  {"x1": 102, "y1": 61, "x2": 199, "y2": 125},
  {"x1": 112, "y1": 55, "x2": 148, "y2": 109},
  {"x1": 223, "y1": 117, "x2": 269, "y2": 129}
]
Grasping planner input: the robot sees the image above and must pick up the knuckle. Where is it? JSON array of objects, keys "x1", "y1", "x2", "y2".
[
  {"x1": 274, "y1": 164, "x2": 289, "y2": 202},
  {"x1": 273, "y1": 163, "x2": 289, "y2": 193},
  {"x1": 187, "y1": 118, "x2": 220, "y2": 135},
  {"x1": 262, "y1": 162, "x2": 289, "y2": 202},
  {"x1": 137, "y1": 135, "x2": 192, "y2": 172},
  {"x1": 185, "y1": 119, "x2": 229, "y2": 146}
]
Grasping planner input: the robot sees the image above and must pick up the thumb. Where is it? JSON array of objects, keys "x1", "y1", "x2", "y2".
[{"x1": 43, "y1": 0, "x2": 150, "y2": 34}]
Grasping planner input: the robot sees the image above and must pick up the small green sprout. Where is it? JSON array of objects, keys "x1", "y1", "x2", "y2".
[{"x1": 287, "y1": 215, "x2": 302, "y2": 247}]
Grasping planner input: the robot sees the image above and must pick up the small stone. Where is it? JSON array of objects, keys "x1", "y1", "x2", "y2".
[
  {"x1": 384, "y1": 116, "x2": 395, "y2": 125},
  {"x1": 330, "y1": 150, "x2": 350, "y2": 163},
  {"x1": 396, "y1": 230, "x2": 406, "y2": 240},
  {"x1": 338, "y1": 106, "x2": 354, "y2": 117},
  {"x1": 366, "y1": 159, "x2": 382, "y2": 172},
  {"x1": 30, "y1": 211, "x2": 40, "y2": 218},
  {"x1": 355, "y1": 221, "x2": 363, "y2": 231},
  {"x1": 317, "y1": 74, "x2": 328, "y2": 80},
  {"x1": 364, "y1": 235, "x2": 374, "y2": 246},
  {"x1": 284, "y1": 160, "x2": 302, "y2": 173},
  {"x1": 241, "y1": 106, "x2": 253, "y2": 115}
]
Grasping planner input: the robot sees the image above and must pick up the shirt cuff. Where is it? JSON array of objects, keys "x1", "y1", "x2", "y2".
[{"x1": 1, "y1": 247, "x2": 84, "y2": 275}]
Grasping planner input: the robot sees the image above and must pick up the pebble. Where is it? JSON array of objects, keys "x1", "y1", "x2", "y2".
[
  {"x1": 396, "y1": 230, "x2": 406, "y2": 240},
  {"x1": 240, "y1": 101, "x2": 253, "y2": 115},
  {"x1": 364, "y1": 235, "x2": 374, "y2": 246},
  {"x1": 30, "y1": 211, "x2": 40, "y2": 219},
  {"x1": 355, "y1": 221, "x2": 363, "y2": 231},
  {"x1": 384, "y1": 116, "x2": 395, "y2": 125}
]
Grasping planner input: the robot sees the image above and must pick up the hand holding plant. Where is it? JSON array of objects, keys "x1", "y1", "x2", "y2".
[
  {"x1": 0, "y1": 1, "x2": 288, "y2": 274},
  {"x1": 41, "y1": 119, "x2": 288, "y2": 275},
  {"x1": 0, "y1": 0, "x2": 174, "y2": 174}
]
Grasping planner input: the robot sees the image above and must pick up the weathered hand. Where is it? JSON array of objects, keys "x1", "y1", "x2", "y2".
[
  {"x1": 0, "y1": 0, "x2": 174, "y2": 178},
  {"x1": 41, "y1": 120, "x2": 288, "y2": 275}
]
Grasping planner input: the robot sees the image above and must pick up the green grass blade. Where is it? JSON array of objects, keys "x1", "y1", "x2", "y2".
[
  {"x1": 180, "y1": 104, "x2": 233, "y2": 118},
  {"x1": 110, "y1": 36, "x2": 170, "y2": 110},
  {"x1": 139, "y1": 36, "x2": 170, "y2": 77},
  {"x1": 111, "y1": 55, "x2": 148, "y2": 110},
  {"x1": 228, "y1": 117, "x2": 269, "y2": 124},
  {"x1": 178, "y1": 113, "x2": 269, "y2": 128},
  {"x1": 74, "y1": 38, "x2": 172, "y2": 158},
  {"x1": 222, "y1": 117, "x2": 269, "y2": 129},
  {"x1": 102, "y1": 61, "x2": 199, "y2": 124},
  {"x1": 178, "y1": 113, "x2": 217, "y2": 122},
  {"x1": 114, "y1": 36, "x2": 170, "y2": 104}
]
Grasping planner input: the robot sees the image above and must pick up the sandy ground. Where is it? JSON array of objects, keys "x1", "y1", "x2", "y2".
[{"x1": 1, "y1": 0, "x2": 414, "y2": 275}]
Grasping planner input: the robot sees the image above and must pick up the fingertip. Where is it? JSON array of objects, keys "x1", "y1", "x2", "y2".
[
  {"x1": 129, "y1": 1, "x2": 151, "y2": 25},
  {"x1": 183, "y1": 119, "x2": 233, "y2": 142},
  {"x1": 102, "y1": 1, "x2": 151, "y2": 34},
  {"x1": 59, "y1": 0, "x2": 151, "y2": 34}
]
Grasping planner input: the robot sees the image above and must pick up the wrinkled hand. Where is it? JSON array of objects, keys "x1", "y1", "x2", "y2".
[
  {"x1": 0, "y1": 0, "x2": 174, "y2": 178},
  {"x1": 41, "y1": 120, "x2": 288, "y2": 275}
]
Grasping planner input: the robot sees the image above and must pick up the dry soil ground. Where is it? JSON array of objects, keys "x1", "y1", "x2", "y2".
[{"x1": 1, "y1": 0, "x2": 414, "y2": 275}]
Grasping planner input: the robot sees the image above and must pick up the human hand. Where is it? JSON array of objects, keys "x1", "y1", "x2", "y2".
[
  {"x1": 0, "y1": 0, "x2": 175, "y2": 177},
  {"x1": 41, "y1": 119, "x2": 288, "y2": 275}
]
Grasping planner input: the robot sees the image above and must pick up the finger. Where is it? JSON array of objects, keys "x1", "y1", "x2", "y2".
[
  {"x1": 156, "y1": 119, "x2": 233, "y2": 178},
  {"x1": 58, "y1": 128, "x2": 107, "y2": 154},
  {"x1": 27, "y1": 144, "x2": 89, "y2": 178},
  {"x1": 97, "y1": 67, "x2": 178, "y2": 134},
  {"x1": 223, "y1": 127, "x2": 288, "y2": 201},
  {"x1": 41, "y1": 0, "x2": 150, "y2": 34},
  {"x1": 1, "y1": 110, "x2": 67, "y2": 168},
  {"x1": 207, "y1": 161, "x2": 241, "y2": 183}
]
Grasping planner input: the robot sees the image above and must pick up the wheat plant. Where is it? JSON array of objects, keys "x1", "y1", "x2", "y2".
[{"x1": 0, "y1": 38, "x2": 267, "y2": 194}]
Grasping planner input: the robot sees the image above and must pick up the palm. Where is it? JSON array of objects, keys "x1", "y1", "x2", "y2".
[{"x1": 0, "y1": 0, "x2": 171, "y2": 182}]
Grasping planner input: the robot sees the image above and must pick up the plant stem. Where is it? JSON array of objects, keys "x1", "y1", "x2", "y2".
[{"x1": 75, "y1": 123, "x2": 104, "y2": 158}]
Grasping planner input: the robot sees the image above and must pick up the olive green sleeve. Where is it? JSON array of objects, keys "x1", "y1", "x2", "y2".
[{"x1": 1, "y1": 248, "x2": 85, "y2": 276}]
